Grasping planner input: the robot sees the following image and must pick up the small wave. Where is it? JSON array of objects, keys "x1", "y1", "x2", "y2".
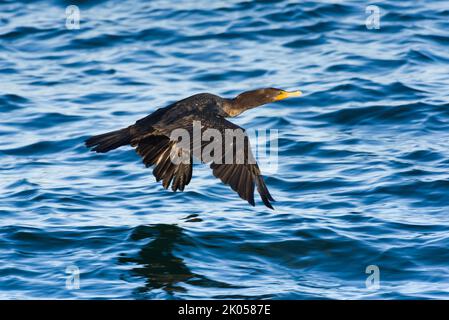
[
  {"x1": 0, "y1": 94, "x2": 30, "y2": 112},
  {"x1": 310, "y1": 102, "x2": 432, "y2": 126},
  {"x1": 0, "y1": 137, "x2": 81, "y2": 156}
]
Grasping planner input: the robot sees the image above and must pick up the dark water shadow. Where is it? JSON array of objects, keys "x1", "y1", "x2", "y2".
[{"x1": 118, "y1": 224, "x2": 237, "y2": 298}]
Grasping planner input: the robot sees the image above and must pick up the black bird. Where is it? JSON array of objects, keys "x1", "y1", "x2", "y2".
[{"x1": 85, "y1": 88, "x2": 302, "y2": 209}]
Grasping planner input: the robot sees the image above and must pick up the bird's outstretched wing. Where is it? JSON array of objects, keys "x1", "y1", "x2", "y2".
[{"x1": 136, "y1": 112, "x2": 275, "y2": 209}]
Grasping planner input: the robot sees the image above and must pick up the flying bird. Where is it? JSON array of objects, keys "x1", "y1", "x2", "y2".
[{"x1": 85, "y1": 88, "x2": 302, "y2": 209}]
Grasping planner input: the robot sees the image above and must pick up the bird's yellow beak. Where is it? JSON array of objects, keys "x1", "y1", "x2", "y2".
[{"x1": 274, "y1": 90, "x2": 302, "y2": 101}]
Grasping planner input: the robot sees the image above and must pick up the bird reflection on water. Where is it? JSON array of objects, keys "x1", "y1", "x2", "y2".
[{"x1": 119, "y1": 224, "x2": 236, "y2": 298}]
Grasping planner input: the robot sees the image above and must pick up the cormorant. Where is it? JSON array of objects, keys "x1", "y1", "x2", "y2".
[{"x1": 85, "y1": 88, "x2": 302, "y2": 209}]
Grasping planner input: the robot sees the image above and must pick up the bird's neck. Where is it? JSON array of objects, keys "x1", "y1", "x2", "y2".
[{"x1": 222, "y1": 96, "x2": 262, "y2": 117}]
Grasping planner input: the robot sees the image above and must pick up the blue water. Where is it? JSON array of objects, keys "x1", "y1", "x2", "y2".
[{"x1": 1, "y1": 0, "x2": 449, "y2": 299}]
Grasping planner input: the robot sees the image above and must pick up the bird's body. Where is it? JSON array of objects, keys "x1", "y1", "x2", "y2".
[
  {"x1": 85, "y1": 88, "x2": 301, "y2": 209},
  {"x1": 135, "y1": 93, "x2": 227, "y2": 134}
]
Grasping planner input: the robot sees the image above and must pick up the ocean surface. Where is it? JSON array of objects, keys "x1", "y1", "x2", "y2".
[{"x1": 1, "y1": 0, "x2": 449, "y2": 299}]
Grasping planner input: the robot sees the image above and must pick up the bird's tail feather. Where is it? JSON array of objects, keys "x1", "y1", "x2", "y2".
[{"x1": 85, "y1": 127, "x2": 132, "y2": 153}]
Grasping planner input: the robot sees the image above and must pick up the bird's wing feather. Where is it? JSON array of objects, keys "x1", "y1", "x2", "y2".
[
  {"x1": 134, "y1": 135, "x2": 192, "y2": 192},
  {"x1": 153, "y1": 112, "x2": 274, "y2": 209}
]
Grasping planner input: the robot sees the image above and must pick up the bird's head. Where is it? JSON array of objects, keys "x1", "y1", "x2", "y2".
[{"x1": 224, "y1": 88, "x2": 302, "y2": 117}]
